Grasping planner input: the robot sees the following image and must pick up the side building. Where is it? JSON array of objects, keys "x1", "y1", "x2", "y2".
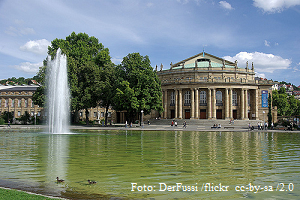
[
  {"x1": 0, "y1": 85, "x2": 117, "y2": 124},
  {"x1": 0, "y1": 85, "x2": 43, "y2": 122},
  {"x1": 156, "y1": 52, "x2": 277, "y2": 122}
]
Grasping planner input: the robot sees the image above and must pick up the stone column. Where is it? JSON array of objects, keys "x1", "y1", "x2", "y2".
[
  {"x1": 195, "y1": 88, "x2": 199, "y2": 119},
  {"x1": 225, "y1": 88, "x2": 229, "y2": 119},
  {"x1": 175, "y1": 89, "x2": 178, "y2": 118},
  {"x1": 163, "y1": 90, "x2": 168, "y2": 118},
  {"x1": 255, "y1": 89, "x2": 258, "y2": 120},
  {"x1": 241, "y1": 89, "x2": 245, "y2": 119},
  {"x1": 208, "y1": 88, "x2": 212, "y2": 119},
  {"x1": 178, "y1": 89, "x2": 182, "y2": 119},
  {"x1": 244, "y1": 89, "x2": 248, "y2": 119},
  {"x1": 212, "y1": 88, "x2": 216, "y2": 119},
  {"x1": 191, "y1": 88, "x2": 195, "y2": 119},
  {"x1": 229, "y1": 89, "x2": 233, "y2": 119}
]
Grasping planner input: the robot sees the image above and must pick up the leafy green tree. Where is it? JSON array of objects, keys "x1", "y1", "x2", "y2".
[
  {"x1": 1, "y1": 111, "x2": 13, "y2": 123},
  {"x1": 32, "y1": 32, "x2": 112, "y2": 125},
  {"x1": 114, "y1": 53, "x2": 163, "y2": 124},
  {"x1": 19, "y1": 111, "x2": 31, "y2": 125},
  {"x1": 97, "y1": 63, "x2": 117, "y2": 126},
  {"x1": 287, "y1": 95, "x2": 298, "y2": 116}
]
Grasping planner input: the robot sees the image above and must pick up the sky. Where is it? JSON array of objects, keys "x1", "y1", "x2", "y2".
[{"x1": 0, "y1": 0, "x2": 300, "y2": 85}]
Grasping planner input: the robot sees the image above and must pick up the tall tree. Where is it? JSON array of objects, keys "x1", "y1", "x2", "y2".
[
  {"x1": 33, "y1": 32, "x2": 112, "y2": 125},
  {"x1": 114, "y1": 53, "x2": 163, "y2": 124}
]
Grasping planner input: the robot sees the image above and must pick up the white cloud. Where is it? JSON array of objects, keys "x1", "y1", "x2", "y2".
[
  {"x1": 20, "y1": 39, "x2": 50, "y2": 55},
  {"x1": 253, "y1": 0, "x2": 300, "y2": 13},
  {"x1": 5, "y1": 26, "x2": 35, "y2": 36},
  {"x1": 219, "y1": 1, "x2": 233, "y2": 10},
  {"x1": 14, "y1": 62, "x2": 42, "y2": 74},
  {"x1": 264, "y1": 40, "x2": 270, "y2": 47},
  {"x1": 255, "y1": 72, "x2": 266, "y2": 78},
  {"x1": 111, "y1": 57, "x2": 122, "y2": 65},
  {"x1": 223, "y1": 52, "x2": 291, "y2": 73}
]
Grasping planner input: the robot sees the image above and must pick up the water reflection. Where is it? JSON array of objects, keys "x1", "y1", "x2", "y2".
[
  {"x1": 46, "y1": 134, "x2": 69, "y2": 183},
  {"x1": 0, "y1": 130, "x2": 299, "y2": 199}
]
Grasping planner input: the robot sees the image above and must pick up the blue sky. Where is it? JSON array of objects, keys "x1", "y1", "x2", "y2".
[{"x1": 0, "y1": 0, "x2": 300, "y2": 85}]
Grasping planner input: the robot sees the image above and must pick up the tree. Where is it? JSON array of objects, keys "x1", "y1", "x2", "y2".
[
  {"x1": 19, "y1": 111, "x2": 31, "y2": 125},
  {"x1": 1, "y1": 111, "x2": 13, "y2": 123},
  {"x1": 97, "y1": 63, "x2": 117, "y2": 126},
  {"x1": 114, "y1": 53, "x2": 163, "y2": 124},
  {"x1": 32, "y1": 32, "x2": 112, "y2": 125}
]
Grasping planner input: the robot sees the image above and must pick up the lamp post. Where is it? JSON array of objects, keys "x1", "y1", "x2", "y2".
[
  {"x1": 263, "y1": 111, "x2": 265, "y2": 130},
  {"x1": 34, "y1": 113, "x2": 37, "y2": 125},
  {"x1": 141, "y1": 110, "x2": 144, "y2": 128}
]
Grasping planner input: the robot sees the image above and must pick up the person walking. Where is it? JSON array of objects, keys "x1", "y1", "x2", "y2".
[
  {"x1": 7, "y1": 120, "x2": 11, "y2": 128},
  {"x1": 183, "y1": 121, "x2": 187, "y2": 128}
]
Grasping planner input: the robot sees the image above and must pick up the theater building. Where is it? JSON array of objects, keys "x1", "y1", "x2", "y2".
[{"x1": 157, "y1": 52, "x2": 277, "y2": 121}]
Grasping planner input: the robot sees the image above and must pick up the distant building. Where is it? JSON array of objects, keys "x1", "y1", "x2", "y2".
[
  {"x1": 0, "y1": 85, "x2": 43, "y2": 122},
  {"x1": 0, "y1": 85, "x2": 116, "y2": 124},
  {"x1": 156, "y1": 52, "x2": 277, "y2": 121}
]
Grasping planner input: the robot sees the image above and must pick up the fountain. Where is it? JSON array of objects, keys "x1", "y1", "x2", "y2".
[{"x1": 47, "y1": 48, "x2": 70, "y2": 133}]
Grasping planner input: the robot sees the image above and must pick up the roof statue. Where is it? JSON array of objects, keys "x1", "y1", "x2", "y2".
[{"x1": 160, "y1": 63, "x2": 163, "y2": 71}]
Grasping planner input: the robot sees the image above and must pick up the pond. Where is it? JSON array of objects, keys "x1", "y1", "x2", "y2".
[{"x1": 0, "y1": 129, "x2": 299, "y2": 199}]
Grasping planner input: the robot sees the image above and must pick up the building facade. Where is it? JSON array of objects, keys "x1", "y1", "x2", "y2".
[
  {"x1": 157, "y1": 52, "x2": 277, "y2": 121},
  {"x1": 0, "y1": 85, "x2": 43, "y2": 122},
  {"x1": 0, "y1": 85, "x2": 117, "y2": 124}
]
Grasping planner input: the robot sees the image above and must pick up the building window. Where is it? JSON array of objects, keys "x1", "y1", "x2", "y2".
[
  {"x1": 18, "y1": 100, "x2": 21, "y2": 107},
  {"x1": 31, "y1": 101, "x2": 34, "y2": 108},
  {"x1": 232, "y1": 90, "x2": 238, "y2": 106},
  {"x1": 80, "y1": 112, "x2": 83, "y2": 117},
  {"x1": 200, "y1": 91, "x2": 207, "y2": 106},
  {"x1": 101, "y1": 112, "x2": 104, "y2": 117},
  {"x1": 216, "y1": 91, "x2": 223, "y2": 106},
  {"x1": 25, "y1": 99, "x2": 28, "y2": 108},
  {"x1": 184, "y1": 91, "x2": 191, "y2": 106},
  {"x1": 37, "y1": 112, "x2": 41, "y2": 117},
  {"x1": 108, "y1": 112, "x2": 111, "y2": 117},
  {"x1": 248, "y1": 92, "x2": 250, "y2": 106},
  {"x1": 94, "y1": 112, "x2": 97, "y2": 118},
  {"x1": 170, "y1": 91, "x2": 175, "y2": 106},
  {"x1": 12, "y1": 99, "x2": 14, "y2": 107},
  {"x1": 18, "y1": 111, "x2": 21, "y2": 117},
  {"x1": 5, "y1": 99, "x2": 8, "y2": 107},
  {"x1": 31, "y1": 112, "x2": 34, "y2": 116}
]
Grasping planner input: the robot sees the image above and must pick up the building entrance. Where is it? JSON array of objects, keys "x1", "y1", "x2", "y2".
[
  {"x1": 185, "y1": 109, "x2": 190, "y2": 119},
  {"x1": 216, "y1": 109, "x2": 222, "y2": 119},
  {"x1": 171, "y1": 110, "x2": 175, "y2": 119},
  {"x1": 200, "y1": 109, "x2": 206, "y2": 119}
]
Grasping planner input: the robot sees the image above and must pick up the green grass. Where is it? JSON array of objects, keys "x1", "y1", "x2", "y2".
[{"x1": 0, "y1": 187, "x2": 59, "y2": 200}]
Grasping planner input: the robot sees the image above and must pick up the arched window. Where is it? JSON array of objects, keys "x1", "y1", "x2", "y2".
[
  {"x1": 200, "y1": 91, "x2": 207, "y2": 106},
  {"x1": 184, "y1": 91, "x2": 191, "y2": 106},
  {"x1": 216, "y1": 91, "x2": 223, "y2": 106},
  {"x1": 170, "y1": 91, "x2": 175, "y2": 106},
  {"x1": 232, "y1": 90, "x2": 237, "y2": 106}
]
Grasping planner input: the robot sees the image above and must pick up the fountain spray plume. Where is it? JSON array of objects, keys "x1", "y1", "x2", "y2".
[{"x1": 47, "y1": 48, "x2": 70, "y2": 133}]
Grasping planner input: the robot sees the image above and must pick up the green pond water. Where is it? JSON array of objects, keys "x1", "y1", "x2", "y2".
[{"x1": 0, "y1": 129, "x2": 299, "y2": 199}]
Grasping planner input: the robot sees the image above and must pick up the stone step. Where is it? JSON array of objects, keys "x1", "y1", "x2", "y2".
[{"x1": 148, "y1": 119, "x2": 263, "y2": 127}]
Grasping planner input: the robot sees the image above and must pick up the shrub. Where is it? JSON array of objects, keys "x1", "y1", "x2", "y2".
[{"x1": 0, "y1": 117, "x2": 4, "y2": 125}]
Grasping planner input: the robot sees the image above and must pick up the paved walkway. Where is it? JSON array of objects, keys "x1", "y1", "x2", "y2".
[{"x1": 1, "y1": 123, "x2": 299, "y2": 133}]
